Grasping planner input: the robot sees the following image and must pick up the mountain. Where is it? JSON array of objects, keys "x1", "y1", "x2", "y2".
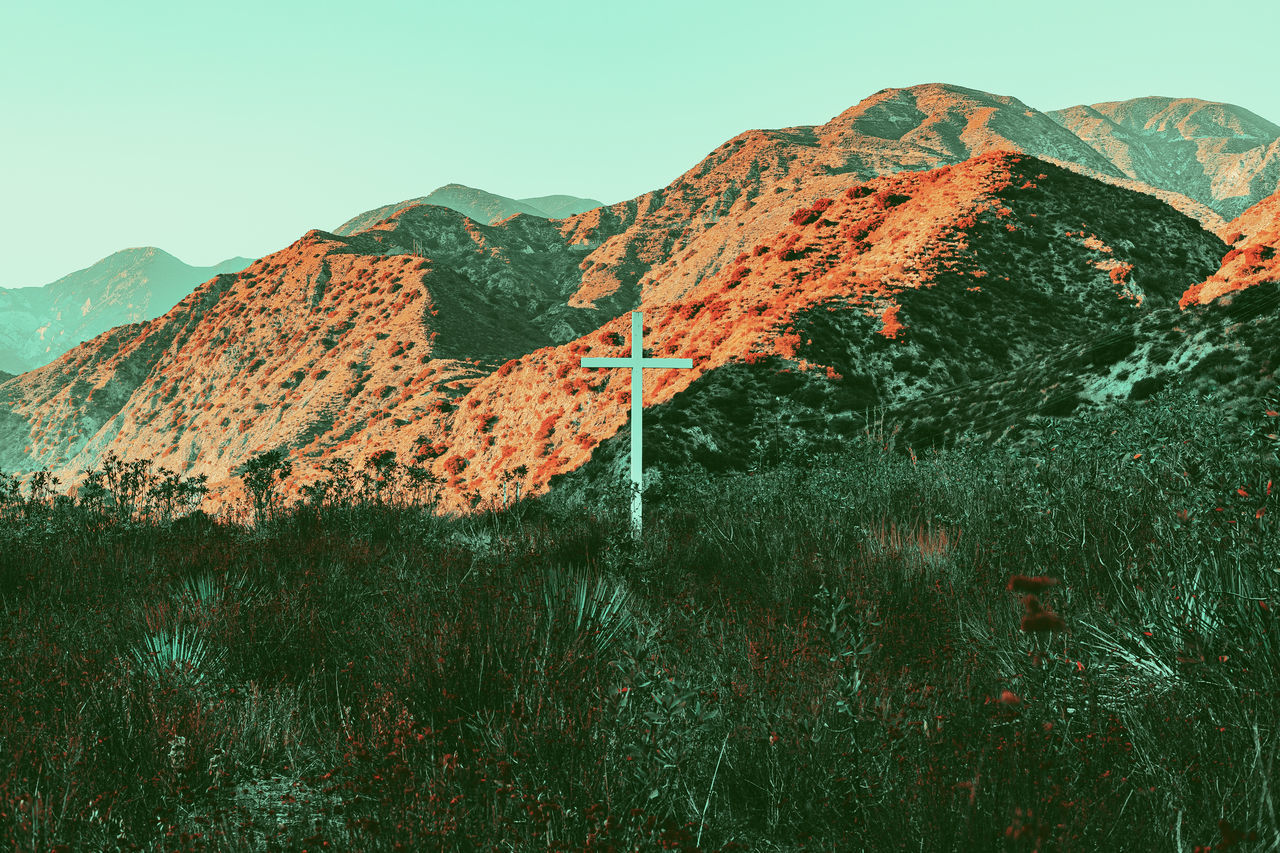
[
  {"x1": 1, "y1": 83, "x2": 1276, "y2": 520},
  {"x1": 555, "y1": 83, "x2": 1228, "y2": 315},
  {"x1": 1049, "y1": 97, "x2": 1280, "y2": 223},
  {"x1": 0, "y1": 248, "x2": 254, "y2": 375},
  {"x1": 0, "y1": 153, "x2": 1229, "y2": 517},
  {"x1": 333, "y1": 184, "x2": 602, "y2": 236},
  {"x1": 520, "y1": 195, "x2": 607, "y2": 219}
]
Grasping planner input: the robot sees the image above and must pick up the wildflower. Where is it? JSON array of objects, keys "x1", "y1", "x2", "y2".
[
  {"x1": 998, "y1": 689, "x2": 1021, "y2": 706},
  {"x1": 1021, "y1": 606, "x2": 1066, "y2": 633},
  {"x1": 1218, "y1": 818, "x2": 1257, "y2": 846},
  {"x1": 1007, "y1": 575, "x2": 1059, "y2": 594}
]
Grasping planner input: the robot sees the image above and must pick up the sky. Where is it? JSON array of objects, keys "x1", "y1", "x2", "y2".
[{"x1": 2, "y1": 0, "x2": 1278, "y2": 289}]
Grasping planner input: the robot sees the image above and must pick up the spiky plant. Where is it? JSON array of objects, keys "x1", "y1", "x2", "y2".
[
  {"x1": 129, "y1": 624, "x2": 227, "y2": 688},
  {"x1": 542, "y1": 566, "x2": 636, "y2": 667}
]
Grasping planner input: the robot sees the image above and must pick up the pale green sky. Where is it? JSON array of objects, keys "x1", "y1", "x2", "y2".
[{"x1": 2, "y1": 0, "x2": 1277, "y2": 288}]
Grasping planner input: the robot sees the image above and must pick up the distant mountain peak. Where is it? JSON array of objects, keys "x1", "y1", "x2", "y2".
[
  {"x1": 333, "y1": 185, "x2": 603, "y2": 237},
  {"x1": 0, "y1": 249, "x2": 253, "y2": 375},
  {"x1": 1082, "y1": 96, "x2": 1280, "y2": 140},
  {"x1": 1049, "y1": 95, "x2": 1280, "y2": 220}
]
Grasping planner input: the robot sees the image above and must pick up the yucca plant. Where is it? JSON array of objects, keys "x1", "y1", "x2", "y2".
[
  {"x1": 172, "y1": 568, "x2": 258, "y2": 618},
  {"x1": 542, "y1": 566, "x2": 636, "y2": 667},
  {"x1": 129, "y1": 624, "x2": 228, "y2": 688}
]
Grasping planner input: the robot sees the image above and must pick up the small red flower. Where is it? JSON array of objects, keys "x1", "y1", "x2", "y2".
[
  {"x1": 998, "y1": 689, "x2": 1021, "y2": 705},
  {"x1": 1218, "y1": 818, "x2": 1258, "y2": 846},
  {"x1": 1021, "y1": 610, "x2": 1066, "y2": 633},
  {"x1": 1007, "y1": 575, "x2": 1059, "y2": 594}
]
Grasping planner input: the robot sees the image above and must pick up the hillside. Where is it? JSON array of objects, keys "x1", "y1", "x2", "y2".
[
  {"x1": 0, "y1": 152, "x2": 1227, "y2": 518},
  {"x1": 1180, "y1": 188, "x2": 1280, "y2": 308},
  {"x1": 1050, "y1": 96, "x2": 1280, "y2": 223},
  {"x1": 555, "y1": 83, "x2": 1225, "y2": 315},
  {"x1": 0, "y1": 248, "x2": 253, "y2": 376},
  {"x1": 333, "y1": 184, "x2": 602, "y2": 236},
  {"x1": 0, "y1": 205, "x2": 629, "y2": 508},
  {"x1": 547, "y1": 153, "x2": 1233, "y2": 501}
]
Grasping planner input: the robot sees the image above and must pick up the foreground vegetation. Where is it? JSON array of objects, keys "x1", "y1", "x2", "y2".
[{"x1": 1, "y1": 382, "x2": 1278, "y2": 851}]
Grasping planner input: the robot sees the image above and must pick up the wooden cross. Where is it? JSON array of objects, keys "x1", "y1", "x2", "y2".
[{"x1": 581, "y1": 311, "x2": 692, "y2": 540}]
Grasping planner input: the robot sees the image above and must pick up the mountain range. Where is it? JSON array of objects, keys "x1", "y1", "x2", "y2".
[
  {"x1": 0, "y1": 187, "x2": 602, "y2": 379},
  {"x1": 0, "y1": 249, "x2": 254, "y2": 376},
  {"x1": 0, "y1": 82, "x2": 1276, "y2": 519}
]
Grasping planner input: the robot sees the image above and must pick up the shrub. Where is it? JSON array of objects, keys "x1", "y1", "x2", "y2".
[
  {"x1": 535, "y1": 414, "x2": 558, "y2": 442},
  {"x1": 873, "y1": 190, "x2": 911, "y2": 209},
  {"x1": 789, "y1": 197, "x2": 834, "y2": 227}
]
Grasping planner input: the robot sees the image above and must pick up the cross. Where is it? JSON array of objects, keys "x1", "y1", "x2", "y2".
[{"x1": 581, "y1": 311, "x2": 692, "y2": 540}]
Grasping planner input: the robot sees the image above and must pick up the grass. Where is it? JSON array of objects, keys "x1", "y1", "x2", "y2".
[{"x1": 0, "y1": 381, "x2": 1277, "y2": 850}]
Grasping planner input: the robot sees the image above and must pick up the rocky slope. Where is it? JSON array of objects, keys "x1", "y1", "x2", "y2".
[
  {"x1": 333, "y1": 184, "x2": 602, "y2": 236},
  {"x1": 0, "y1": 248, "x2": 253, "y2": 375},
  {"x1": 1049, "y1": 97, "x2": 1280, "y2": 223}
]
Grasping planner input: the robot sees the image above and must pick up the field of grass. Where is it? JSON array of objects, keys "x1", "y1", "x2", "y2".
[{"x1": 1, "y1": 381, "x2": 1277, "y2": 851}]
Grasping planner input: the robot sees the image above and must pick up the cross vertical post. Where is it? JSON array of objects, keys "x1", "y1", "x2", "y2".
[{"x1": 581, "y1": 311, "x2": 692, "y2": 540}]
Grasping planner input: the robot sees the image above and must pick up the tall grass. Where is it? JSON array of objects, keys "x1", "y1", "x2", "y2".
[{"x1": 0, "y1": 382, "x2": 1276, "y2": 850}]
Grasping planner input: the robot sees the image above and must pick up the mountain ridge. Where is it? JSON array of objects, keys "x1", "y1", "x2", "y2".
[
  {"x1": 1049, "y1": 96, "x2": 1280, "y2": 222},
  {"x1": 0, "y1": 248, "x2": 254, "y2": 376},
  {"x1": 333, "y1": 184, "x2": 603, "y2": 237}
]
